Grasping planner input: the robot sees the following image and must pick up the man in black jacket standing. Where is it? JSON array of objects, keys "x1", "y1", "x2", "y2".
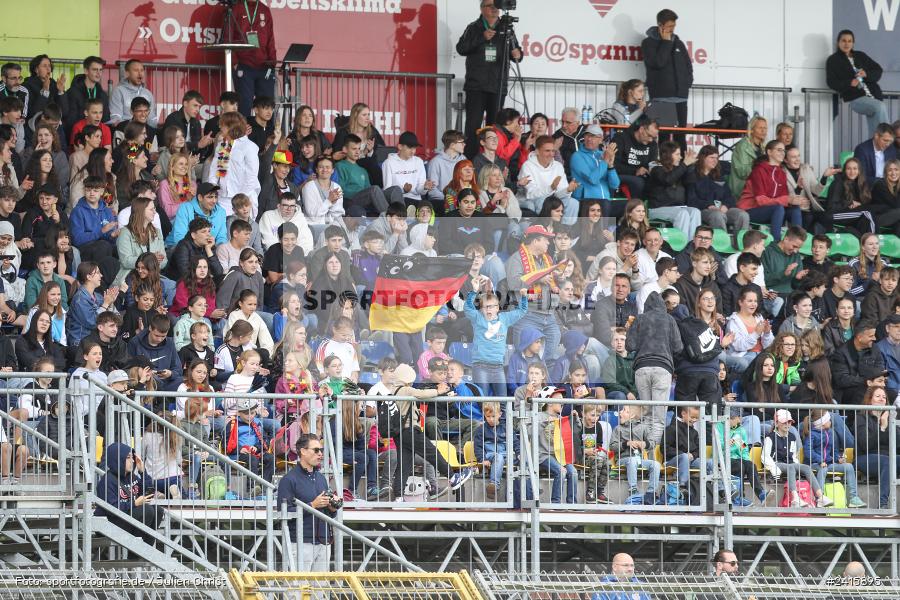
[
  {"x1": 641, "y1": 9, "x2": 693, "y2": 151},
  {"x1": 456, "y1": 1, "x2": 522, "y2": 158}
]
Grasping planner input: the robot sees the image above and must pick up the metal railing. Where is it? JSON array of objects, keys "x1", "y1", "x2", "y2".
[
  {"x1": 802, "y1": 88, "x2": 900, "y2": 168},
  {"x1": 471, "y1": 570, "x2": 900, "y2": 599}
]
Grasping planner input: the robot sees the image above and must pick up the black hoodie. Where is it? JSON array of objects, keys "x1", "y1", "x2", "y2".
[
  {"x1": 625, "y1": 292, "x2": 683, "y2": 374},
  {"x1": 63, "y1": 74, "x2": 109, "y2": 133}
]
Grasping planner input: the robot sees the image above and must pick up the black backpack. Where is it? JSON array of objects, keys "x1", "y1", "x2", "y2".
[
  {"x1": 376, "y1": 397, "x2": 403, "y2": 438},
  {"x1": 678, "y1": 317, "x2": 722, "y2": 363}
]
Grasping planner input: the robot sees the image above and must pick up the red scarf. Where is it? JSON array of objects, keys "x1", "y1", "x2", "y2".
[{"x1": 518, "y1": 243, "x2": 558, "y2": 296}]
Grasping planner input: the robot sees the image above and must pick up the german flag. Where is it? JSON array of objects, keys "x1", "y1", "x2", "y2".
[{"x1": 369, "y1": 255, "x2": 472, "y2": 333}]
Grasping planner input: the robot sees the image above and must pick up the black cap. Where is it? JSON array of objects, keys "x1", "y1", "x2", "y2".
[
  {"x1": 398, "y1": 131, "x2": 421, "y2": 147},
  {"x1": 197, "y1": 182, "x2": 220, "y2": 197},
  {"x1": 37, "y1": 183, "x2": 60, "y2": 197}
]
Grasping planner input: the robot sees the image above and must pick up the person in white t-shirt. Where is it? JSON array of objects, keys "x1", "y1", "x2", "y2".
[{"x1": 636, "y1": 257, "x2": 681, "y2": 314}]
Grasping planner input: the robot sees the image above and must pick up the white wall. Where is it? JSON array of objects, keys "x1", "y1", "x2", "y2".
[{"x1": 437, "y1": 0, "x2": 840, "y2": 166}]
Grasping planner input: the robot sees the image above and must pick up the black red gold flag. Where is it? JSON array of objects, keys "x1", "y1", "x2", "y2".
[{"x1": 369, "y1": 255, "x2": 472, "y2": 333}]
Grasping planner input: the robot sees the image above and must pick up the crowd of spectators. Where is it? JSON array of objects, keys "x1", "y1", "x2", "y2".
[{"x1": 0, "y1": 6, "x2": 898, "y2": 550}]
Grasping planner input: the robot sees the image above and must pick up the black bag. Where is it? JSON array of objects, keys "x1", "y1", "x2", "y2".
[
  {"x1": 376, "y1": 398, "x2": 402, "y2": 439},
  {"x1": 678, "y1": 317, "x2": 722, "y2": 363},
  {"x1": 717, "y1": 102, "x2": 750, "y2": 131}
]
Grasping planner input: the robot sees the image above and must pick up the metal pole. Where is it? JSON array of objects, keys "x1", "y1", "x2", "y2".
[
  {"x1": 265, "y1": 487, "x2": 275, "y2": 571},
  {"x1": 529, "y1": 399, "x2": 540, "y2": 576},
  {"x1": 890, "y1": 408, "x2": 896, "y2": 513},
  {"x1": 224, "y1": 49, "x2": 234, "y2": 91},
  {"x1": 803, "y1": 91, "x2": 811, "y2": 164}
]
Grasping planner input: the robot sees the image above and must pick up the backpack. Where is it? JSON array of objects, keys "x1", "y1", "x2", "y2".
[
  {"x1": 375, "y1": 398, "x2": 402, "y2": 439},
  {"x1": 717, "y1": 102, "x2": 750, "y2": 131},
  {"x1": 201, "y1": 464, "x2": 227, "y2": 500},
  {"x1": 778, "y1": 479, "x2": 814, "y2": 516},
  {"x1": 403, "y1": 476, "x2": 427, "y2": 502},
  {"x1": 273, "y1": 418, "x2": 305, "y2": 461},
  {"x1": 678, "y1": 317, "x2": 722, "y2": 363},
  {"x1": 655, "y1": 482, "x2": 685, "y2": 506}
]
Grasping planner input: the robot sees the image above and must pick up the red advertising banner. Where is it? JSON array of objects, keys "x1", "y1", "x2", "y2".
[{"x1": 99, "y1": 0, "x2": 440, "y2": 149}]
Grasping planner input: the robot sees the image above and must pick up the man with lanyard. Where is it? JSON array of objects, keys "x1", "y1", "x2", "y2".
[
  {"x1": 505, "y1": 224, "x2": 563, "y2": 361},
  {"x1": 63, "y1": 56, "x2": 109, "y2": 135},
  {"x1": 456, "y1": 1, "x2": 523, "y2": 158},
  {"x1": 233, "y1": 0, "x2": 278, "y2": 119}
]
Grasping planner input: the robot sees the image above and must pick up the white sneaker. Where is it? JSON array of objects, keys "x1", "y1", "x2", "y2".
[
  {"x1": 168, "y1": 484, "x2": 182, "y2": 499},
  {"x1": 817, "y1": 496, "x2": 834, "y2": 508}
]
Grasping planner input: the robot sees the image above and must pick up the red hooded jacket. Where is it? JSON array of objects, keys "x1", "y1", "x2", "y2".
[{"x1": 737, "y1": 161, "x2": 790, "y2": 210}]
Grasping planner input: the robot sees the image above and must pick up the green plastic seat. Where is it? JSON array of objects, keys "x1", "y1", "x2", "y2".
[
  {"x1": 827, "y1": 233, "x2": 860, "y2": 258},
  {"x1": 711, "y1": 229, "x2": 736, "y2": 255},
  {"x1": 799, "y1": 234, "x2": 814, "y2": 256},
  {"x1": 658, "y1": 227, "x2": 689, "y2": 252},
  {"x1": 878, "y1": 234, "x2": 900, "y2": 260}
]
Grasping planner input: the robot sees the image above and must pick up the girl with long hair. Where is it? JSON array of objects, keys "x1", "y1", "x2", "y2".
[
  {"x1": 158, "y1": 152, "x2": 195, "y2": 219},
  {"x1": 822, "y1": 297, "x2": 857, "y2": 356},
  {"x1": 121, "y1": 251, "x2": 170, "y2": 311},
  {"x1": 477, "y1": 163, "x2": 521, "y2": 220},
  {"x1": 854, "y1": 386, "x2": 899, "y2": 509},
  {"x1": 23, "y1": 280, "x2": 67, "y2": 345},
  {"x1": 115, "y1": 197, "x2": 169, "y2": 293},
  {"x1": 871, "y1": 159, "x2": 900, "y2": 236},
  {"x1": 821, "y1": 156, "x2": 876, "y2": 236},
  {"x1": 688, "y1": 144, "x2": 749, "y2": 233},
  {"x1": 613, "y1": 79, "x2": 647, "y2": 124},
  {"x1": 272, "y1": 320, "x2": 316, "y2": 383},
  {"x1": 15, "y1": 308, "x2": 65, "y2": 370},
  {"x1": 153, "y1": 125, "x2": 195, "y2": 182},
  {"x1": 68, "y1": 124, "x2": 102, "y2": 179},
  {"x1": 444, "y1": 160, "x2": 480, "y2": 213},
  {"x1": 331, "y1": 102, "x2": 386, "y2": 185},
  {"x1": 172, "y1": 255, "x2": 223, "y2": 319},
  {"x1": 24, "y1": 122, "x2": 69, "y2": 190},
  {"x1": 618, "y1": 198, "x2": 650, "y2": 243},
  {"x1": 725, "y1": 287, "x2": 774, "y2": 372},
  {"x1": 288, "y1": 104, "x2": 331, "y2": 158},
  {"x1": 768, "y1": 331, "x2": 801, "y2": 390},
  {"x1": 847, "y1": 231, "x2": 889, "y2": 297},
  {"x1": 735, "y1": 140, "x2": 805, "y2": 241},
  {"x1": 19, "y1": 148, "x2": 64, "y2": 212},
  {"x1": 69, "y1": 147, "x2": 116, "y2": 214},
  {"x1": 224, "y1": 289, "x2": 274, "y2": 359}
]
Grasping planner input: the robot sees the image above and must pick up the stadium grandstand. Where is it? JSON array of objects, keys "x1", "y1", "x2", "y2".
[{"x1": 2, "y1": 0, "x2": 900, "y2": 598}]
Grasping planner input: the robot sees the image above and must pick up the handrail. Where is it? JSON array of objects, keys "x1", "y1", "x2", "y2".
[
  {"x1": 516, "y1": 76, "x2": 792, "y2": 94},
  {"x1": 91, "y1": 495, "x2": 219, "y2": 572},
  {"x1": 97, "y1": 382, "x2": 276, "y2": 490},
  {"x1": 802, "y1": 86, "x2": 900, "y2": 96},
  {"x1": 291, "y1": 67, "x2": 455, "y2": 80}
]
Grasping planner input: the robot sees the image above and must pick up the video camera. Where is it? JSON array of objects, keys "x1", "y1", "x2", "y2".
[
  {"x1": 494, "y1": 0, "x2": 518, "y2": 32},
  {"x1": 494, "y1": 0, "x2": 517, "y2": 9}
]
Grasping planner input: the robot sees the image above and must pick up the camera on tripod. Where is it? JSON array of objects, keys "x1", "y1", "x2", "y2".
[
  {"x1": 494, "y1": 0, "x2": 517, "y2": 9},
  {"x1": 495, "y1": 0, "x2": 518, "y2": 33}
]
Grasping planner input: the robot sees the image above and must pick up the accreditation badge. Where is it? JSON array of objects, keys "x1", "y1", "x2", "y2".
[
  {"x1": 485, "y1": 44, "x2": 497, "y2": 63},
  {"x1": 246, "y1": 31, "x2": 260, "y2": 48}
]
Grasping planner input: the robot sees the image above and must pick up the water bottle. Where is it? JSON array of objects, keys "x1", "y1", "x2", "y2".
[
  {"x1": 581, "y1": 105, "x2": 589, "y2": 125},
  {"x1": 586, "y1": 105, "x2": 594, "y2": 124}
]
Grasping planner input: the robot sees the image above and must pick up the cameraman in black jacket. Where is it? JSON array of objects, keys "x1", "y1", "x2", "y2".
[
  {"x1": 456, "y1": 1, "x2": 522, "y2": 158},
  {"x1": 641, "y1": 9, "x2": 693, "y2": 151}
]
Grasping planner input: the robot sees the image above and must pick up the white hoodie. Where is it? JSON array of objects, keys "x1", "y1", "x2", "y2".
[
  {"x1": 518, "y1": 153, "x2": 571, "y2": 205},
  {"x1": 382, "y1": 153, "x2": 427, "y2": 200}
]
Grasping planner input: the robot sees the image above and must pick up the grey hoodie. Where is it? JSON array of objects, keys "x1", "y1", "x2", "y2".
[
  {"x1": 609, "y1": 415, "x2": 656, "y2": 453},
  {"x1": 625, "y1": 292, "x2": 683, "y2": 374},
  {"x1": 109, "y1": 80, "x2": 158, "y2": 126},
  {"x1": 426, "y1": 150, "x2": 465, "y2": 202},
  {"x1": 365, "y1": 215, "x2": 410, "y2": 255}
]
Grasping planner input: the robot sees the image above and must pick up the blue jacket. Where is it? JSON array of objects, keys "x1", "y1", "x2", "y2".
[
  {"x1": 166, "y1": 196, "x2": 228, "y2": 247},
  {"x1": 876, "y1": 337, "x2": 900, "y2": 391},
  {"x1": 66, "y1": 286, "x2": 105, "y2": 348},
  {"x1": 473, "y1": 418, "x2": 519, "y2": 461},
  {"x1": 464, "y1": 291, "x2": 526, "y2": 365},
  {"x1": 803, "y1": 425, "x2": 844, "y2": 466},
  {"x1": 95, "y1": 442, "x2": 153, "y2": 517},
  {"x1": 277, "y1": 463, "x2": 331, "y2": 543},
  {"x1": 591, "y1": 575, "x2": 651, "y2": 600},
  {"x1": 70, "y1": 199, "x2": 116, "y2": 246},
  {"x1": 854, "y1": 138, "x2": 897, "y2": 182},
  {"x1": 571, "y1": 147, "x2": 620, "y2": 200},
  {"x1": 506, "y1": 326, "x2": 545, "y2": 396},
  {"x1": 127, "y1": 330, "x2": 183, "y2": 388},
  {"x1": 454, "y1": 381, "x2": 485, "y2": 421}
]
